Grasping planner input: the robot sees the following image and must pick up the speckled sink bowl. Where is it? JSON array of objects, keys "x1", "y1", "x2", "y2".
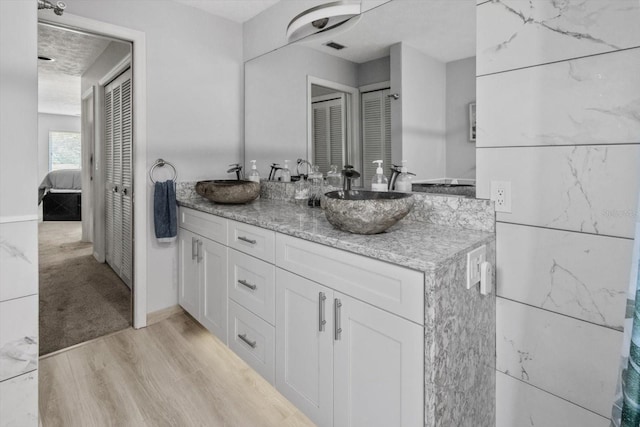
[
  {"x1": 195, "y1": 180, "x2": 260, "y2": 204},
  {"x1": 323, "y1": 190, "x2": 414, "y2": 235}
]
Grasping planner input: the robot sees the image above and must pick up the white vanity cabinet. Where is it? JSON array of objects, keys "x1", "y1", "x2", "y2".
[
  {"x1": 178, "y1": 208, "x2": 228, "y2": 343},
  {"x1": 275, "y1": 236, "x2": 424, "y2": 427}
]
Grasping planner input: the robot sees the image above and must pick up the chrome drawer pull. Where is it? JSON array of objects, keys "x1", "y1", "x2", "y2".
[
  {"x1": 237, "y1": 236, "x2": 257, "y2": 245},
  {"x1": 319, "y1": 292, "x2": 326, "y2": 332},
  {"x1": 238, "y1": 279, "x2": 257, "y2": 291},
  {"x1": 334, "y1": 298, "x2": 342, "y2": 340},
  {"x1": 238, "y1": 333, "x2": 257, "y2": 348},
  {"x1": 191, "y1": 237, "x2": 197, "y2": 260}
]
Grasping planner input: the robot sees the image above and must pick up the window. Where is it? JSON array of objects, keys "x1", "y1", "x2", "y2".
[{"x1": 49, "y1": 131, "x2": 81, "y2": 171}]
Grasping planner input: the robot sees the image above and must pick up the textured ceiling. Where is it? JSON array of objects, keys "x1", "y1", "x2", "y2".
[{"x1": 38, "y1": 25, "x2": 112, "y2": 116}]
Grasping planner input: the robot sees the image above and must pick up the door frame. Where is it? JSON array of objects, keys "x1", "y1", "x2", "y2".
[{"x1": 39, "y1": 13, "x2": 148, "y2": 329}]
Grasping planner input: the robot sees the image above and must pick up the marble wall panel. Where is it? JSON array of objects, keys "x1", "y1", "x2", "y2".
[
  {"x1": 0, "y1": 220, "x2": 38, "y2": 302},
  {"x1": 0, "y1": 295, "x2": 38, "y2": 381},
  {"x1": 477, "y1": 0, "x2": 640, "y2": 75},
  {"x1": 477, "y1": 48, "x2": 640, "y2": 147},
  {"x1": 476, "y1": 145, "x2": 640, "y2": 238},
  {"x1": 497, "y1": 222, "x2": 632, "y2": 330},
  {"x1": 496, "y1": 371, "x2": 609, "y2": 427},
  {"x1": 496, "y1": 298, "x2": 621, "y2": 417},
  {"x1": 0, "y1": 371, "x2": 38, "y2": 427}
]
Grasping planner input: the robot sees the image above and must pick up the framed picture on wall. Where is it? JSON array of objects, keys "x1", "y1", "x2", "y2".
[{"x1": 469, "y1": 102, "x2": 476, "y2": 142}]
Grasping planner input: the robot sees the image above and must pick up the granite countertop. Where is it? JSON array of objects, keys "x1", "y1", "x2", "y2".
[{"x1": 177, "y1": 195, "x2": 494, "y2": 274}]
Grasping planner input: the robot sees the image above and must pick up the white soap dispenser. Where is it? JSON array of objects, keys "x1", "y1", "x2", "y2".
[
  {"x1": 281, "y1": 160, "x2": 292, "y2": 182},
  {"x1": 394, "y1": 160, "x2": 412, "y2": 192},
  {"x1": 371, "y1": 160, "x2": 388, "y2": 192},
  {"x1": 248, "y1": 160, "x2": 260, "y2": 183}
]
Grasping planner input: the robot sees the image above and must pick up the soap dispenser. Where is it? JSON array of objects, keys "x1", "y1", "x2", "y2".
[
  {"x1": 394, "y1": 160, "x2": 412, "y2": 192},
  {"x1": 248, "y1": 160, "x2": 260, "y2": 183},
  {"x1": 371, "y1": 160, "x2": 388, "y2": 192},
  {"x1": 281, "y1": 160, "x2": 292, "y2": 182}
]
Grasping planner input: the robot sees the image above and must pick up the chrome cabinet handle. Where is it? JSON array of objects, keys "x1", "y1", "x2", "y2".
[
  {"x1": 197, "y1": 240, "x2": 203, "y2": 262},
  {"x1": 237, "y1": 236, "x2": 257, "y2": 245},
  {"x1": 319, "y1": 292, "x2": 326, "y2": 332},
  {"x1": 113, "y1": 185, "x2": 118, "y2": 193},
  {"x1": 191, "y1": 237, "x2": 198, "y2": 260},
  {"x1": 334, "y1": 298, "x2": 342, "y2": 340},
  {"x1": 238, "y1": 279, "x2": 257, "y2": 291},
  {"x1": 238, "y1": 333, "x2": 257, "y2": 348}
]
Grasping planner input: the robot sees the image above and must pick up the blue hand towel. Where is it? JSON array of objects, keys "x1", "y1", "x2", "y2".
[{"x1": 154, "y1": 179, "x2": 177, "y2": 242}]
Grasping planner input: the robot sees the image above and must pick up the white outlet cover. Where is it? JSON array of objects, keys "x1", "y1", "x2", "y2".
[
  {"x1": 490, "y1": 180, "x2": 512, "y2": 213},
  {"x1": 466, "y1": 245, "x2": 486, "y2": 289}
]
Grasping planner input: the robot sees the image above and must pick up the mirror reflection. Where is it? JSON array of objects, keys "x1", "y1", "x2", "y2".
[{"x1": 244, "y1": 0, "x2": 476, "y2": 192}]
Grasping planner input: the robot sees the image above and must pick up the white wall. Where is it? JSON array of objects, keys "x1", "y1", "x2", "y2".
[
  {"x1": 37, "y1": 113, "x2": 81, "y2": 182},
  {"x1": 445, "y1": 56, "x2": 475, "y2": 180},
  {"x1": 391, "y1": 43, "x2": 446, "y2": 181},
  {"x1": 245, "y1": 44, "x2": 358, "y2": 177},
  {"x1": 43, "y1": 0, "x2": 244, "y2": 313},
  {"x1": 476, "y1": 0, "x2": 640, "y2": 424},
  {"x1": 358, "y1": 56, "x2": 390, "y2": 87},
  {"x1": 0, "y1": 1, "x2": 39, "y2": 425}
]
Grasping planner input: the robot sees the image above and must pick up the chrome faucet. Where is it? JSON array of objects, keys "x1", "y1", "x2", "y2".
[
  {"x1": 296, "y1": 158, "x2": 312, "y2": 179},
  {"x1": 342, "y1": 165, "x2": 360, "y2": 191},
  {"x1": 388, "y1": 164, "x2": 416, "y2": 190},
  {"x1": 268, "y1": 163, "x2": 282, "y2": 180},
  {"x1": 227, "y1": 163, "x2": 244, "y2": 180}
]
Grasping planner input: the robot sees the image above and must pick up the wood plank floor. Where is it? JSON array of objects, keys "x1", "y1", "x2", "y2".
[{"x1": 39, "y1": 312, "x2": 315, "y2": 427}]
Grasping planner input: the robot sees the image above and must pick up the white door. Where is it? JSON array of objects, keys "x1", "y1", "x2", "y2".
[
  {"x1": 361, "y1": 89, "x2": 391, "y2": 184},
  {"x1": 178, "y1": 229, "x2": 200, "y2": 319},
  {"x1": 275, "y1": 268, "x2": 334, "y2": 427},
  {"x1": 104, "y1": 68, "x2": 133, "y2": 287},
  {"x1": 312, "y1": 95, "x2": 346, "y2": 175},
  {"x1": 333, "y1": 293, "x2": 424, "y2": 427},
  {"x1": 200, "y1": 237, "x2": 228, "y2": 343}
]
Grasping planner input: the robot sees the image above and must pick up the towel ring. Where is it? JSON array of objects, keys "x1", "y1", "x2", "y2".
[{"x1": 149, "y1": 158, "x2": 177, "y2": 183}]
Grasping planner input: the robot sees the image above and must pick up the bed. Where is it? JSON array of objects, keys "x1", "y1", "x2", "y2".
[{"x1": 38, "y1": 169, "x2": 82, "y2": 221}]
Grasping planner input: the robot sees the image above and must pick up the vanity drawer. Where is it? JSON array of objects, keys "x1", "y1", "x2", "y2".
[
  {"x1": 228, "y1": 248, "x2": 275, "y2": 325},
  {"x1": 227, "y1": 220, "x2": 275, "y2": 263},
  {"x1": 179, "y1": 207, "x2": 227, "y2": 244},
  {"x1": 275, "y1": 234, "x2": 424, "y2": 324},
  {"x1": 228, "y1": 300, "x2": 275, "y2": 385}
]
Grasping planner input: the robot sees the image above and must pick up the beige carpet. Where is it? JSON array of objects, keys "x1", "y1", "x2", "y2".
[{"x1": 39, "y1": 221, "x2": 131, "y2": 355}]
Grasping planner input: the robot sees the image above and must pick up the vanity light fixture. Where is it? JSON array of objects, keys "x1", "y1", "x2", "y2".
[{"x1": 286, "y1": 1, "x2": 361, "y2": 43}]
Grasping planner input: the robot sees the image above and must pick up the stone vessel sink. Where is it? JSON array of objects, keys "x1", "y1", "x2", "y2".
[
  {"x1": 323, "y1": 190, "x2": 414, "y2": 235},
  {"x1": 195, "y1": 180, "x2": 260, "y2": 204}
]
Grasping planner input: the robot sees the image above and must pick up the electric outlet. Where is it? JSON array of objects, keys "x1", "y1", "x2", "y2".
[
  {"x1": 466, "y1": 245, "x2": 486, "y2": 289},
  {"x1": 490, "y1": 181, "x2": 512, "y2": 213}
]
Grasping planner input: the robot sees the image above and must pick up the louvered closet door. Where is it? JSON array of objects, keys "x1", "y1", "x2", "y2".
[
  {"x1": 312, "y1": 96, "x2": 345, "y2": 175},
  {"x1": 361, "y1": 89, "x2": 391, "y2": 184},
  {"x1": 104, "y1": 68, "x2": 133, "y2": 288}
]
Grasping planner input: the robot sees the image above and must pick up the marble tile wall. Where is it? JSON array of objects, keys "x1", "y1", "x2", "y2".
[{"x1": 476, "y1": 0, "x2": 640, "y2": 423}]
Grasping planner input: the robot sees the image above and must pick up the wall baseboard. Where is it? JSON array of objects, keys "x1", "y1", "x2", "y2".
[{"x1": 147, "y1": 305, "x2": 184, "y2": 326}]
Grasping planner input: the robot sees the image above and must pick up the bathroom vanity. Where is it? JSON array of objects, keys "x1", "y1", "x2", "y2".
[{"x1": 176, "y1": 183, "x2": 495, "y2": 427}]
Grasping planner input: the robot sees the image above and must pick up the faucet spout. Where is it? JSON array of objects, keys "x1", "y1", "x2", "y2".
[
  {"x1": 227, "y1": 163, "x2": 243, "y2": 180},
  {"x1": 342, "y1": 165, "x2": 360, "y2": 191}
]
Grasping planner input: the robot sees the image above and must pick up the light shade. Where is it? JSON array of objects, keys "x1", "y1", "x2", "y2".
[{"x1": 286, "y1": 1, "x2": 361, "y2": 43}]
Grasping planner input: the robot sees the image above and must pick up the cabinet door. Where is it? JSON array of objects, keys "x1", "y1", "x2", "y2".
[
  {"x1": 200, "y1": 237, "x2": 228, "y2": 343},
  {"x1": 276, "y1": 269, "x2": 333, "y2": 427},
  {"x1": 333, "y1": 293, "x2": 424, "y2": 427},
  {"x1": 178, "y1": 229, "x2": 200, "y2": 318}
]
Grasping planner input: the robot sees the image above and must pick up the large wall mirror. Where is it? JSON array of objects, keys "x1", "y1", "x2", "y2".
[{"x1": 244, "y1": 0, "x2": 476, "y2": 187}]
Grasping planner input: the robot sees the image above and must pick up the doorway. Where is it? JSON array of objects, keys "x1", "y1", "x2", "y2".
[{"x1": 37, "y1": 22, "x2": 133, "y2": 355}]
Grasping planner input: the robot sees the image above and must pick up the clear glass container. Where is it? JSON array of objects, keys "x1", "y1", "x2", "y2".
[
  {"x1": 307, "y1": 165, "x2": 324, "y2": 207},
  {"x1": 326, "y1": 165, "x2": 342, "y2": 187}
]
